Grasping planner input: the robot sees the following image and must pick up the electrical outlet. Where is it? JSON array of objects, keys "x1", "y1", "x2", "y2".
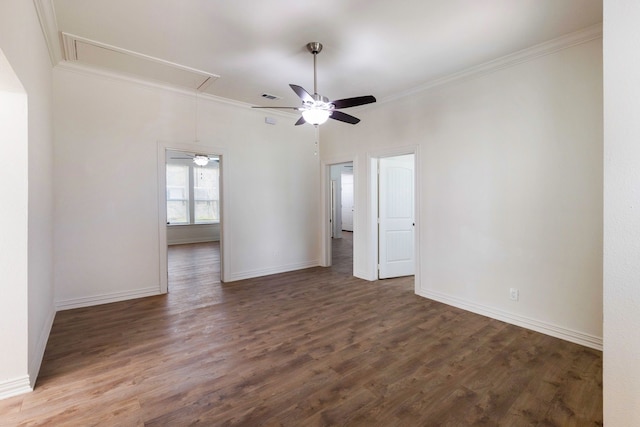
[{"x1": 509, "y1": 288, "x2": 519, "y2": 301}]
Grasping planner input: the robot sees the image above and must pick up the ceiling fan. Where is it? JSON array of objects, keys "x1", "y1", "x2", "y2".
[
  {"x1": 170, "y1": 153, "x2": 218, "y2": 166},
  {"x1": 253, "y1": 42, "x2": 376, "y2": 126}
]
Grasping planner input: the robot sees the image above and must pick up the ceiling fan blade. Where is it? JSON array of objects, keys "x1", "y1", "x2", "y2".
[
  {"x1": 290, "y1": 84, "x2": 314, "y2": 103},
  {"x1": 330, "y1": 110, "x2": 360, "y2": 125},
  {"x1": 294, "y1": 116, "x2": 306, "y2": 126},
  {"x1": 331, "y1": 95, "x2": 376, "y2": 109},
  {"x1": 171, "y1": 156, "x2": 194, "y2": 159},
  {"x1": 251, "y1": 106, "x2": 300, "y2": 110}
]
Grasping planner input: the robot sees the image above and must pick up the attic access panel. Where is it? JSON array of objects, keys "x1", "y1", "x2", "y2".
[{"x1": 61, "y1": 33, "x2": 219, "y2": 91}]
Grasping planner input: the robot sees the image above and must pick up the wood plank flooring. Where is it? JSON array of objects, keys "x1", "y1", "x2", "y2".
[{"x1": 0, "y1": 233, "x2": 602, "y2": 426}]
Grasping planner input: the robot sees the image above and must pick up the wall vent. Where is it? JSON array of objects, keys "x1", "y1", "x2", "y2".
[{"x1": 261, "y1": 93, "x2": 281, "y2": 100}]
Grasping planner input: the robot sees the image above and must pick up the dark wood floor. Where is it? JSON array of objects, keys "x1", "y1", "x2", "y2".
[{"x1": 0, "y1": 232, "x2": 602, "y2": 426}]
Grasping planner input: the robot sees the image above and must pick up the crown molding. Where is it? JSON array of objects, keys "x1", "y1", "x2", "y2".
[
  {"x1": 32, "y1": 0, "x2": 62, "y2": 66},
  {"x1": 55, "y1": 61, "x2": 239, "y2": 106},
  {"x1": 54, "y1": 61, "x2": 298, "y2": 119},
  {"x1": 378, "y1": 22, "x2": 603, "y2": 106},
  {"x1": 43, "y1": 6, "x2": 600, "y2": 114}
]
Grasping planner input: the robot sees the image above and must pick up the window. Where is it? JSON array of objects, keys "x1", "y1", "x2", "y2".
[
  {"x1": 166, "y1": 164, "x2": 190, "y2": 224},
  {"x1": 193, "y1": 166, "x2": 219, "y2": 223},
  {"x1": 166, "y1": 158, "x2": 219, "y2": 225}
]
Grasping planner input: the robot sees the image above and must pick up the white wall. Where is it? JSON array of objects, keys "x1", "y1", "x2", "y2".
[
  {"x1": 0, "y1": 50, "x2": 29, "y2": 397},
  {"x1": 53, "y1": 65, "x2": 320, "y2": 308},
  {"x1": 0, "y1": 0, "x2": 55, "y2": 397},
  {"x1": 167, "y1": 223, "x2": 220, "y2": 245},
  {"x1": 322, "y1": 36, "x2": 603, "y2": 348},
  {"x1": 603, "y1": 1, "x2": 640, "y2": 424}
]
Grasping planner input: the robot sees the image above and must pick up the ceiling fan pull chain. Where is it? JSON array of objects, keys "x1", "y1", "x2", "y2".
[{"x1": 252, "y1": 41, "x2": 376, "y2": 126}]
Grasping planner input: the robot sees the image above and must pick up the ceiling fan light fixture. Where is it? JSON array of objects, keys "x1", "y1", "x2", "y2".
[
  {"x1": 193, "y1": 155, "x2": 209, "y2": 166},
  {"x1": 302, "y1": 108, "x2": 330, "y2": 125},
  {"x1": 251, "y1": 41, "x2": 376, "y2": 126}
]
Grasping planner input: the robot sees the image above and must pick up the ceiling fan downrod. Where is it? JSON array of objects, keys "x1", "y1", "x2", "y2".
[
  {"x1": 251, "y1": 40, "x2": 376, "y2": 126},
  {"x1": 307, "y1": 42, "x2": 323, "y2": 95}
]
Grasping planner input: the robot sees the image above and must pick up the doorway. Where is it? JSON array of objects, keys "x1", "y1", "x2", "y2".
[
  {"x1": 327, "y1": 162, "x2": 355, "y2": 272},
  {"x1": 165, "y1": 149, "x2": 221, "y2": 290},
  {"x1": 330, "y1": 162, "x2": 354, "y2": 238},
  {"x1": 158, "y1": 143, "x2": 224, "y2": 293}
]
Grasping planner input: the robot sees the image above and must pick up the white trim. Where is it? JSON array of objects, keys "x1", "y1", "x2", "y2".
[
  {"x1": 50, "y1": 22, "x2": 601, "y2": 114},
  {"x1": 0, "y1": 375, "x2": 32, "y2": 400},
  {"x1": 419, "y1": 288, "x2": 603, "y2": 351},
  {"x1": 28, "y1": 304, "x2": 55, "y2": 387},
  {"x1": 158, "y1": 141, "x2": 227, "y2": 287},
  {"x1": 366, "y1": 146, "x2": 421, "y2": 290},
  {"x1": 157, "y1": 143, "x2": 169, "y2": 293},
  {"x1": 55, "y1": 287, "x2": 161, "y2": 311},
  {"x1": 321, "y1": 156, "x2": 357, "y2": 268},
  {"x1": 32, "y1": 0, "x2": 61, "y2": 66},
  {"x1": 377, "y1": 23, "x2": 603, "y2": 106},
  {"x1": 225, "y1": 260, "x2": 320, "y2": 283},
  {"x1": 37, "y1": 10, "x2": 601, "y2": 111},
  {"x1": 54, "y1": 61, "x2": 298, "y2": 118},
  {"x1": 54, "y1": 61, "x2": 232, "y2": 104},
  {"x1": 364, "y1": 156, "x2": 378, "y2": 282}
]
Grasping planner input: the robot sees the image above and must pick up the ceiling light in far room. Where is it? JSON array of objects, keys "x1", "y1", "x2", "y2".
[
  {"x1": 193, "y1": 155, "x2": 209, "y2": 166},
  {"x1": 302, "y1": 108, "x2": 331, "y2": 125}
]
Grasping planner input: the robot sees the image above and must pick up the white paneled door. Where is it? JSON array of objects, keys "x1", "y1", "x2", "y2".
[
  {"x1": 378, "y1": 154, "x2": 415, "y2": 279},
  {"x1": 341, "y1": 172, "x2": 354, "y2": 231}
]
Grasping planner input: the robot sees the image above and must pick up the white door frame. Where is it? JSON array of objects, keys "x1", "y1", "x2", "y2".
[
  {"x1": 157, "y1": 141, "x2": 227, "y2": 292},
  {"x1": 320, "y1": 157, "x2": 356, "y2": 268},
  {"x1": 367, "y1": 146, "x2": 420, "y2": 292}
]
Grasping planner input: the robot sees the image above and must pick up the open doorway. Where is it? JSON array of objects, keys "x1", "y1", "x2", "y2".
[
  {"x1": 158, "y1": 145, "x2": 224, "y2": 293},
  {"x1": 330, "y1": 162, "x2": 354, "y2": 238},
  {"x1": 327, "y1": 162, "x2": 354, "y2": 273}
]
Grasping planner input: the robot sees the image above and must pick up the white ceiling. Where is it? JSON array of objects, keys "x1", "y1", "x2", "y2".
[{"x1": 47, "y1": 0, "x2": 602, "y2": 108}]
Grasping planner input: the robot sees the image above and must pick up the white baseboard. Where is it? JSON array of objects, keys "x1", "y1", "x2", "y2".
[
  {"x1": 0, "y1": 375, "x2": 32, "y2": 400},
  {"x1": 56, "y1": 286, "x2": 162, "y2": 311},
  {"x1": 418, "y1": 288, "x2": 603, "y2": 351},
  {"x1": 28, "y1": 304, "x2": 56, "y2": 387},
  {"x1": 225, "y1": 260, "x2": 320, "y2": 282},
  {"x1": 0, "y1": 305, "x2": 56, "y2": 401}
]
